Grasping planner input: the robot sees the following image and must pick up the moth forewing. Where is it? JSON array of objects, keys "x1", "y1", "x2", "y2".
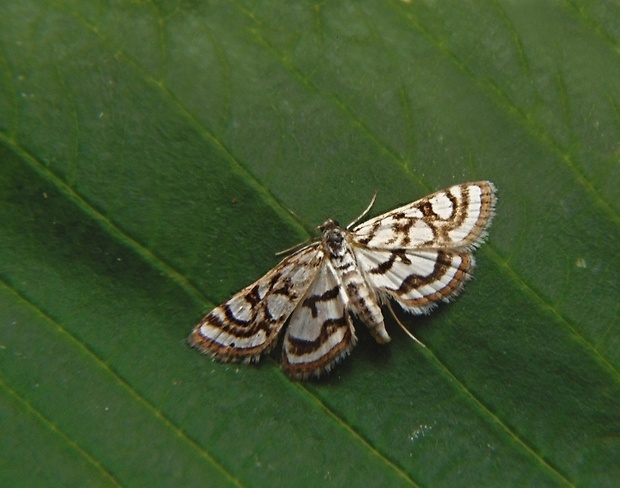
[
  {"x1": 189, "y1": 244, "x2": 323, "y2": 362},
  {"x1": 352, "y1": 181, "x2": 496, "y2": 251},
  {"x1": 190, "y1": 181, "x2": 497, "y2": 379}
]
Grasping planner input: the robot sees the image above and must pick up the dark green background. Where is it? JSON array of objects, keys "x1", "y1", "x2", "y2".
[{"x1": 1, "y1": 1, "x2": 618, "y2": 486}]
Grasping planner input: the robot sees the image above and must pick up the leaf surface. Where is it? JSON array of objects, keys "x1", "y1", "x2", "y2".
[{"x1": 1, "y1": 1, "x2": 619, "y2": 486}]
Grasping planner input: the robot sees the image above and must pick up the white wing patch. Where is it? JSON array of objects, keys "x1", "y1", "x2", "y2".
[{"x1": 190, "y1": 181, "x2": 496, "y2": 379}]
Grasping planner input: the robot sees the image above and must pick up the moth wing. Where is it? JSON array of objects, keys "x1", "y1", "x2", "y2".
[
  {"x1": 353, "y1": 247, "x2": 474, "y2": 314},
  {"x1": 189, "y1": 244, "x2": 323, "y2": 363},
  {"x1": 283, "y1": 261, "x2": 357, "y2": 379},
  {"x1": 352, "y1": 181, "x2": 496, "y2": 251}
]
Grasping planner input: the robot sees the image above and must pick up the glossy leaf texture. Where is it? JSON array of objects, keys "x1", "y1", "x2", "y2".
[{"x1": 1, "y1": 1, "x2": 619, "y2": 487}]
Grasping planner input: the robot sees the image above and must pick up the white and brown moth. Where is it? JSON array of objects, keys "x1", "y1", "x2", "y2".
[{"x1": 189, "y1": 181, "x2": 496, "y2": 379}]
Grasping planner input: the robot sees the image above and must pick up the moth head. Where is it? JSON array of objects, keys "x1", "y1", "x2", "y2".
[{"x1": 318, "y1": 219, "x2": 340, "y2": 233}]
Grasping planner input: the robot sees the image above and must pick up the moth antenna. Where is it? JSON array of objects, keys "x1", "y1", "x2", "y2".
[
  {"x1": 275, "y1": 238, "x2": 312, "y2": 256},
  {"x1": 386, "y1": 300, "x2": 426, "y2": 347},
  {"x1": 346, "y1": 191, "x2": 378, "y2": 229},
  {"x1": 281, "y1": 200, "x2": 319, "y2": 238},
  {"x1": 283, "y1": 204, "x2": 302, "y2": 221}
]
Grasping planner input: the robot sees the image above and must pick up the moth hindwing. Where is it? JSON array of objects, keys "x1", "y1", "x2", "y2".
[{"x1": 189, "y1": 181, "x2": 497, "y2": 380}]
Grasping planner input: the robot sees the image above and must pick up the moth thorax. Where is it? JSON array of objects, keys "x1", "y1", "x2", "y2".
[{"x1": 319, "y1": 219, "x2": 347, "y2": 256}]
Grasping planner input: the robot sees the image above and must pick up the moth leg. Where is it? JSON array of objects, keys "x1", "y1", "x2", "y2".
[{"x1": 386, "y1": 300, "x2": 426, "y2": 347}]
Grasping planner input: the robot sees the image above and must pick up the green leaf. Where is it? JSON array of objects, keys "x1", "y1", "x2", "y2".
[{"x1": 1, "y1": 1, "x2": 618, "y2": 486}]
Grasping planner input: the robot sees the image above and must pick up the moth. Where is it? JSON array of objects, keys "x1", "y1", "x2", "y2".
[{"x1": 189, "y1": 181, "x2": 496, "y2": 379}]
